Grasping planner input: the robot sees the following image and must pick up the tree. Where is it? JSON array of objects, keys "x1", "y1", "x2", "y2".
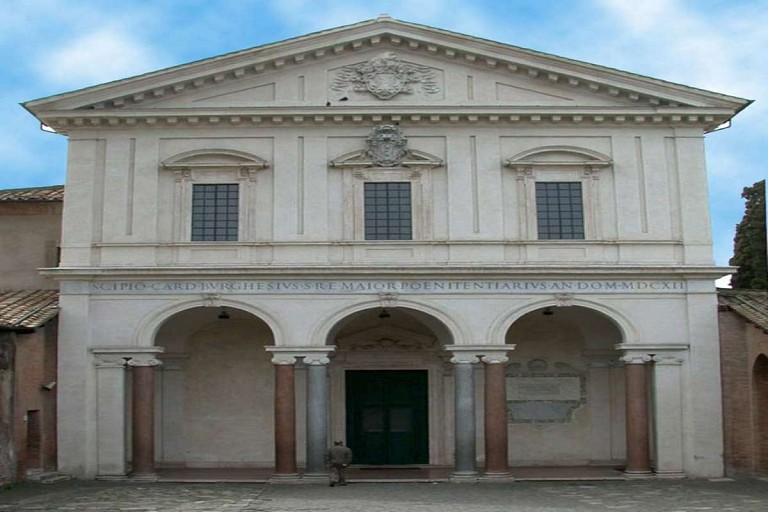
[{"x1": 729, "y1": 179, "x2": 767, "y2": 289}]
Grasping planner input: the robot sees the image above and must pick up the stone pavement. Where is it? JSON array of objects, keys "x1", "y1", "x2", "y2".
[{"x1": 1, "y1": 479, "x2": 768, "y2": 511}]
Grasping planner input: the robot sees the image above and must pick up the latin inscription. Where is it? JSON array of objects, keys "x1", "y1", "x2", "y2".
[
  {"x1": 507, "y1": 377, "x2": 582, "y2": 401},
  {"x1": 83, "y1": 279, "x2": 686, "y2": 295}
]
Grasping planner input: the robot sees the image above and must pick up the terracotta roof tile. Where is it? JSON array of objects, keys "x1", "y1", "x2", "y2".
[
  {"x1": 0, "y1": 185, "x2": 64, "y2": 202},
  {"x1": 0, "y1": 290, "x2": 59, "y2": 329},
  {"x1": 718, "y1": 289, "x2": 768, "y2": 333}
]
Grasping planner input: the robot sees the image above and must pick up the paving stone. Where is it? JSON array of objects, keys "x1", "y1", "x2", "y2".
[{"x1": 1, "y1": 480, "x2": 768, "y2": 511}]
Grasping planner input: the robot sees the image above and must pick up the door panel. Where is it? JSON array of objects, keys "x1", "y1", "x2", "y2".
[{"x1": 346, "y1": 370, "x2": 428, "y2": 465}]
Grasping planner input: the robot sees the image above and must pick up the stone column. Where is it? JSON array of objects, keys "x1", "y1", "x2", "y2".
[
  {"x1": 93, "y1": 354, "x2": 129, "y2": 478},
  {"x1": 305, "y1": 354, "x2": 330, "y2": 477},
  {"x1": 128, "y1": 358, "x2": 162, "y2": 479},
  {"x1": 652, "y1": 354, "x2": 685, "y2": 477},
  {"x1": 482, "y1": 354, "x2": 510, "y2": 477},
  {"x1": 622, "y1": 355, "x2": 652, "y2": 476},
  {"x1": 452, "y1": 354, "x2": 479, "y2": 478},
  {"x1": 272, "y1": 354, "x2": 298, "y2": 478}
]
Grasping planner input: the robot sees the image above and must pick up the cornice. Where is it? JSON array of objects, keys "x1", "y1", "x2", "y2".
[{"x1": 40, "y1": 106, "x2": 733, "y2": 134}]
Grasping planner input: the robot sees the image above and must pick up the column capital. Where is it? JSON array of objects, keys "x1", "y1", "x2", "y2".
[
  {"x1": 266, "y1": 346, "x2": 335, "y2": 365},
  {"x1": 451, "y1": 355, "x2": 480, "y2": 364},
  {"x1": 481, "y1": 354, "x2": 509, "y2": 364},
  {"x1": 620, "y1": 354, "x2": 652, "y2": 365},
  {"x1": 271, "y1": 354, "x2": 298, "y2": 365},
  {"x1": 304, "y1": 354, "x2": 331, "y2": 366},
  {"x1": 445, "y1": 344, "x2": 514, "y2": 365}
]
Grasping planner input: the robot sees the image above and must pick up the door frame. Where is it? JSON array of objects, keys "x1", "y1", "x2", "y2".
[{"x1": 345, "y1": 369, "x2": 429, "y2": 465}]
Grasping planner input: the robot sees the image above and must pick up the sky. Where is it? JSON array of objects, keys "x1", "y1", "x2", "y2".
[{"x1": 0, "y1": 0, "x2": 764, "y2": 274}]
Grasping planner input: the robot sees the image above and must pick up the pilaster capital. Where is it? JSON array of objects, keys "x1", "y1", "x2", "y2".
[
  {"x1": 91, "y1": 347, "x2": 164, "y2": 369},
  {"x1": 127, "y1": 358, "x2": 162, "y2": 368},
  {"x1": 652, "y1": 354, "x2": 684, "y2": 365}
]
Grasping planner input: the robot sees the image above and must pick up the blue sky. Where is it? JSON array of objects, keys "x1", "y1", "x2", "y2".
[{"x1": 1, "y1": 0, "x2": 764, "y2": 272}]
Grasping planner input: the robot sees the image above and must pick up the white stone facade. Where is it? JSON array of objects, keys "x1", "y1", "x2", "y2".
[{"x1": 24, "y1": 17, "x2": 749, "y2": 479}]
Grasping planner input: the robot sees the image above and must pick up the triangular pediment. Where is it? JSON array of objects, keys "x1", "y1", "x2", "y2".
[{"x1": 25, "y1": 16, "x2": 749, "y2": 129}]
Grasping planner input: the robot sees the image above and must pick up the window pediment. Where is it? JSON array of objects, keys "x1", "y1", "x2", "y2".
[
  {"x1": 330, "y1": 124, "x2": 442, "y2": 169},
  {"x1": 162, "y1": 149, "x2": 269, "y2": 170},
  {"x1": 504, "y1": 145, "x2": 611, "y2": 170}
]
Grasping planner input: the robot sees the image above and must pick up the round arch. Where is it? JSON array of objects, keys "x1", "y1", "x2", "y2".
[
  {"x1": 134, "y1": 297, "x2": 285, "y2": 347},
  {"x1": 753, "y1": 354, "x2": 768, "y2": 474},
  {"x1": 488, "y1": 297, "x2": 637, "y2": 345},
  {"x1": 312, "y1": 297, "x2": 469, "y2": 347}
]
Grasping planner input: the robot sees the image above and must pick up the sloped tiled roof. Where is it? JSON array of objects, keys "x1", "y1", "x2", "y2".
[
  {"x1": 0, "y1": 185, "x2": 64, "y2": 202},
  {"x1": 718, "y1": 289, "x2": 768, "y2": 333},
  {"x1": 0, "y1": 290, "x2": 59, "y2": 329}
]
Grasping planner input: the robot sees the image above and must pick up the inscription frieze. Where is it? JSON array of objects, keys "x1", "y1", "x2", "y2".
[{"x1": 80, "y1": 279, "x2": 687, "y2": 295}]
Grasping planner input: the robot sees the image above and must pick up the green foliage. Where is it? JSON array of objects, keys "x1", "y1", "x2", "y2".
[{"x1": 729, "y1": 180, "x2": 767, "y2": 289}]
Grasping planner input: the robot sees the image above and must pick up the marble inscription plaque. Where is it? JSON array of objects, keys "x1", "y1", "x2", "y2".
[{"x1": 507, "y1": 377, "x2": 581, "y2": 401}]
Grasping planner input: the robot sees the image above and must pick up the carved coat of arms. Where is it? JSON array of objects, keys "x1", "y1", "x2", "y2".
[
  {"x1": 331, "y1": 52, "x2": 439, "y2": 100},
  {"x1": 366, "y1": 125, "x2": 407, "y2": 167}
]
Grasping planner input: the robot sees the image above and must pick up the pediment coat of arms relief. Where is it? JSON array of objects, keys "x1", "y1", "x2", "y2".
[{"x1": 331, "y1": 52, "x2": 439, "y2": 100}]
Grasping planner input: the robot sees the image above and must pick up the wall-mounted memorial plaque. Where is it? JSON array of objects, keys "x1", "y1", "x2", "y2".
[{"x1": 505, "y1": 359, "x2": 585, "y2": 423}]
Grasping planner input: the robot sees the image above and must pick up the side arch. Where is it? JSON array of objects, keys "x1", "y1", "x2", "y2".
[
  {"x1": 134, "y1": 297, "x2": 284, "y2": 347},
  {"x1": 488, "y1": 297, "x2": 637, "y2": 345}
]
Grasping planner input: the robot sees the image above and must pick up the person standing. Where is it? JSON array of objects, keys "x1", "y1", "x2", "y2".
[{"x1": 325, "y1": 441, "x2": 353, "y2": 486}]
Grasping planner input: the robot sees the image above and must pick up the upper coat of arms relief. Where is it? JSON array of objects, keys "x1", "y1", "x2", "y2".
[{"x1": 331, "y1": 52, "x2": 439, "y2": 100}]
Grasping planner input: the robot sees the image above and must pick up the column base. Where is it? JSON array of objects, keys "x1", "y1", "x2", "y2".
[
  {"x1": 129, "y1": 472, "x2": 158, "y2": 482},
  {"x1": 481, "y1": 471, "x2": 513, "y2": 481},
  {"x1": 270, "y1": 473, "x2": 302, "y2": 484},
  {"x1": 301, "y1": 472, "x2": 330, "y2": 481},
  {"x1": 95, "y1": 474, "x2": 128, "y2": 481},
  {"x1": 623, "y1": 469, "x2": 654, "y2": 479},
  {"x1": 450, "y1": 471, "x2": 479, "y2": 482},
  {"x1": 655, "y1": 470, "x2": 685, "y2": 479}
]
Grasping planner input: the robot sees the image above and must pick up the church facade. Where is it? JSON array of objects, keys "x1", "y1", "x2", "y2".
[{"x1": 24, "y1": 17, "x2": 749, "y2": 479}]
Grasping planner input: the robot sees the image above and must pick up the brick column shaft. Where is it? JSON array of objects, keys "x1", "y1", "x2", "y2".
[
  {"x1": 131, "y1": 363, "x2": 157, "y2": 476},
  {"x1": 274, "y1": 363, "x2": 297, "y2": 475},
  {"x1": 625, "y1": 360, "x2": 652, "y2": 474},
  {"x1": 483, "y1": 360, "x2": 509, "y2": 475}
]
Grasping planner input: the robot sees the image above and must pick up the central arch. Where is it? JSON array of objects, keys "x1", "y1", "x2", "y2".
[{"x1": 322, "y1": 302, "x2": 458, "y2": 466}]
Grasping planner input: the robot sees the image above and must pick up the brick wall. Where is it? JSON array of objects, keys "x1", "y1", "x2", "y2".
[{"x1": 719, "y1": 307, "x2": 768, "y2": 476}]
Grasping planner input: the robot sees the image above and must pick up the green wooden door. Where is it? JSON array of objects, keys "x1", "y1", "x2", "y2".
[{"x1": 345, "y1": 370, "x2": 429, "y2": 465}]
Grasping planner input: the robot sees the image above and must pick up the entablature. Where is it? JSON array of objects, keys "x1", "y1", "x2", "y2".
[{"x1": 40, "y1": 106, "x2": 733, "y2": 134}]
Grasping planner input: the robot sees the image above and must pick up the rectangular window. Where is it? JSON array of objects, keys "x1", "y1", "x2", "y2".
[
  {"x1": 191, "y1": 184, "x2": 239, "y2": 241},
  {"x1": 364, "y1": 182, "x2": 412, "y2": 240},
  {"x1": 535, "y1": 182, "x2": 584, "y2": 240}
]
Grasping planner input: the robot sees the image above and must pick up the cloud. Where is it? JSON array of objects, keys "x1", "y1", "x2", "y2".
[{"x1": 34, "y1": 27, "x2": 166, "y2": 89}]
